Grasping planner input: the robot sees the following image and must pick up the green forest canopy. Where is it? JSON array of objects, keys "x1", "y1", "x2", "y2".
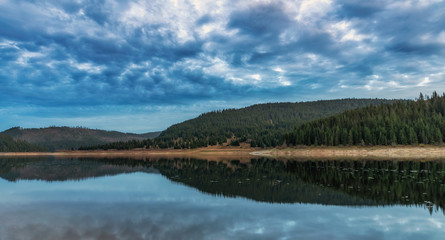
[
  {"x1": 80, "y1": 98, "x2": 393, "y2": 150},
  {"x1": 284, "y1": 92, "x2": 445, "y2": 146}
]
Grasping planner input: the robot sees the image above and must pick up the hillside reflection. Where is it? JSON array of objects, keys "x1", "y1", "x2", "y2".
[{"x1": 1, "y1": 157, "x2": 445, "y2": 213}]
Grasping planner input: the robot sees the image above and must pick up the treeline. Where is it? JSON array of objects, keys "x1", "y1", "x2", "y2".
[
  {"x1": 284, "y1": 92, "x2": 445, "y2": 146},
  {"x1": 79, "y1": 139, "x2": 154, "y2": 150},
  {"x1": 0, "y1": 133, "x2": 47, "y2": 152},
  {"x1": 82, "y1": 99, "x2": 392, "y2": 150}
]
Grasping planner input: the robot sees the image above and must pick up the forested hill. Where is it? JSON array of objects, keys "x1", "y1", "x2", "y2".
[
  {"x1": 2, "y1": 127, "x2": 160, "y2": 151},
  {"x1": 154, "y1": 99, "x2": 394, "y2": 148},
  {"x1": 0, "y1": 133, "x2": 47, "y2": 152},
  {"x1": 284, "y1": 93, "x2": 445, "y2": 146}
]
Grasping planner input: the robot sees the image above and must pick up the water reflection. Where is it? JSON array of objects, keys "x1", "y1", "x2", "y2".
[
  {"x1": 1, "y1": 157, "x2": 445, "y2": 239},
  {"x1": 0, "y1": 157, "x2": 158, "y2": 181},
  {"x1": 1, "y1": 200, "x2": 443, "y2": 240},
  {"x1": 2, "y1": 157, "x2": 445, "y2": 213}
]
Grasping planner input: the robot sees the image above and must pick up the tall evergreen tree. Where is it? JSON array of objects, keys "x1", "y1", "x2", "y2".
[{"x1": 284, "y1": 92, "x2": 445, "y2": 146}]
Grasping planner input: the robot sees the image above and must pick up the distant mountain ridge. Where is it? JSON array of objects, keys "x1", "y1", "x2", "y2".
[
  {"x1": 2, "y1": 98, "x2": 397, "y2": 152},
  {"x1": 2, "y1": 126, "x2": 160, "y2": 151},
  {"x1": 155, "y1": 98, "x2": 395, "y2": 148},
  {"x1": 81, "y1": 98, "x2": 396, "y2": 150}
]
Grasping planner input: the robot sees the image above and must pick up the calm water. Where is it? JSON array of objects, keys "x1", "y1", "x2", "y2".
[{"x1": 1, "y1": 157, "x2": 445, "y2": 240}]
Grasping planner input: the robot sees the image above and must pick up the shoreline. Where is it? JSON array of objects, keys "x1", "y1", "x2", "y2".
[
  {"x1": 2, "y1": 145, "x2": 445, "y2": 160},
  {"x1": 251, "y1": 145, "x2": 445, "y2": 160},
  {"x1": 0, "y1": 147, "x2": 255, "y2": 161}
]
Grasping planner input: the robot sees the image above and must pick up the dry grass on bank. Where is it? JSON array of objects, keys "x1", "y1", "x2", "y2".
[
  {"x1": 251, "y1": 145, "x2": 445, "y2": 160},
  {"x1": 3, "y1": 145, "x2": 445, "y2": 161}
]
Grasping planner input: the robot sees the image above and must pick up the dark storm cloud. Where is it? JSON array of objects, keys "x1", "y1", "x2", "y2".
[
  {"x1": 227, "y1": 3, "x2": 291, "y2": 37},
  {"x1": 337, "y1": 1, "x2": 385, "y2": 18},
  {"x1": 0, "y1": 0, "x2": 445, "y2": 131},
  {"x1": 388, "y1": 42, "x2": 444, "y2": 55},
  {"x1": 195, "y1": 14, "x2": 213, "y2": 26}
]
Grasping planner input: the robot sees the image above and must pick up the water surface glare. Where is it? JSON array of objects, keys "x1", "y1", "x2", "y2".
[{"x1": 0, "y1": 157, "x2": 444, "y2": 240}]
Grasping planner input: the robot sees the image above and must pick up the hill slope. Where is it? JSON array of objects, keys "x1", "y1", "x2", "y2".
[
  {"x1": 0, "y1": 133, "x2": 47, "y2": 152},
  {"x1": 155, "y1": 98, "x2": 394, "y2": 148},
  {"x1": 2, "y1": 127, "x2": 160, "y2": 151},
  {"x1": 284, "y1": 93, "x2": 444, "y2": 146}
]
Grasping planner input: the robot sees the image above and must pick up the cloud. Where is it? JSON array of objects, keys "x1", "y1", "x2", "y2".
[
  {"x1": 0, "y1": 0, "x2": 444, "y2": 131},
  {"x1": 227, "y1": 3, "x2": 291, "y2": 37},
  {"x1": 337, "y1": 1, "x2": 385, "y2": 18}
]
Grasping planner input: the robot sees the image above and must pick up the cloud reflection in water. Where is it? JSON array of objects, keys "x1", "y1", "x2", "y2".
[{"x1": 0, "y1": 172, "x2": 444, "y2": 240}]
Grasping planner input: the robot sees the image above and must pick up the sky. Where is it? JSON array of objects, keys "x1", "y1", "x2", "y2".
[{"x1": 1, "y1": 0, "x2": 445, "y2": 133}]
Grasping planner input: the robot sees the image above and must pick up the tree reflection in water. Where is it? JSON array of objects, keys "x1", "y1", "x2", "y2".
[{"x1": 1, "y1": 157, "x2": 445, "y2": 214}]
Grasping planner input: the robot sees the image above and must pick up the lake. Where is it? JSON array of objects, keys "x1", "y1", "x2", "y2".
[{"x1": 1, "y1": 156, "x2": 445, "y2": 240}]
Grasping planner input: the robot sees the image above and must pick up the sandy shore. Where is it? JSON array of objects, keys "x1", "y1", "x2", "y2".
[
  {"x1": 3, "y1": 145, "x2": 445, "y2": 161},
  {"x1": 251, "y1": 145, "x2": 445, "y2": 160},
  {"x1": 0, "y1": 147, "x2": 255, "y2": 162}
]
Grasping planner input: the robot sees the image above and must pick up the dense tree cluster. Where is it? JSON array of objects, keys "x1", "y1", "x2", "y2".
[
  {"x1": 284, "y1": 92, "x2": 445, "y2": 146},
  {"x1": 0, "y1": 133, "x2": 47, "y2": 152},
  {"x1": 78, "y1": 139, "x2": 154, "y2": 150}
]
